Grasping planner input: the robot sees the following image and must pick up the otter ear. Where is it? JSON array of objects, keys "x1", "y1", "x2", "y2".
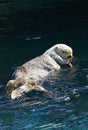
[{"x1": 5, "y1": 80, "x2": 16, "y2": 93}]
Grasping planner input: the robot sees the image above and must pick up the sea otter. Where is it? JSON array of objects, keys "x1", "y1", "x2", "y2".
[{"x1": 5, "y1": 44, "x2": 73, "y2": 99}]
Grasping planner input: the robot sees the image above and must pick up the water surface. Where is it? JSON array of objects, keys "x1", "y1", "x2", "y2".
[{"x1": 0, "y1": 1, "x2": 88, "y2": 130}]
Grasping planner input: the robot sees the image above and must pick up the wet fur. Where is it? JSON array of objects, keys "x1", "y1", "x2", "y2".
[{"x1": 6, "y1": 44, "x2": 73, "y2": 99}]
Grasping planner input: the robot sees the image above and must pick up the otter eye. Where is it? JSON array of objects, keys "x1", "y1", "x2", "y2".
[{"x1": 62, "y1": 51, "x2": 65, "y2": 53}]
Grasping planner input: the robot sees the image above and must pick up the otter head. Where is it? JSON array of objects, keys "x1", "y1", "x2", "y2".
[{"x1": 55, "y1": 44, "x2": 73, "y2": 67}]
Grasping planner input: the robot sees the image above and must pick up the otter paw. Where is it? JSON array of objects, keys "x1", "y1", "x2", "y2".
[{"x1": 5, "y1": 80, "x2": 15, "y2": 93}]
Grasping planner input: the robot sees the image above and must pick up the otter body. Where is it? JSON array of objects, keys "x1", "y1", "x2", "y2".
[{"x1": 6, "y1": 44, "x2": 73, "y2": 99}]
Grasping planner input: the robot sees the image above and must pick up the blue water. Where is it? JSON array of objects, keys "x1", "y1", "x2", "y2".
[{"x1": 0, "y1": 1, "x2": 88, "y2": 130}]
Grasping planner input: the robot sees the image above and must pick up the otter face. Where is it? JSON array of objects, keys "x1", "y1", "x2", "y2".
[
  {"x1": 55, "y1": 44, "x2": 73, "y2": 64},
  {"x1": 61, "y1": 49, "x2": 73, "y2": 62}
]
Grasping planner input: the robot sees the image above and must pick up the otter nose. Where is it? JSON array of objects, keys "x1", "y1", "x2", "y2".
[{"x1": 67, "y1": 55, "x2": 73, "y2": 59}]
